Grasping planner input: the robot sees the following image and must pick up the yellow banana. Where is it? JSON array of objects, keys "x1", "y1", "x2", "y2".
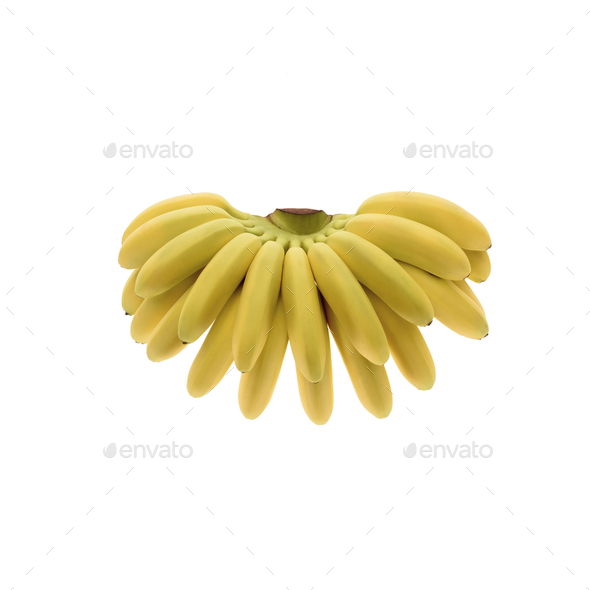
[
  {"x1": 345, "y1": 214, "x2": 471, "y2": 281},
  {"x1": 135, "y1": 218, "x2": 245, "y2": 298},
  {"x1": 364, "y1": 287, "x2": 436, "y2": 390},
  {"x1": 122, "y1": 192, "x2": 248, "y2": 242},
  {"x1": 307, "y1": 242, "x2": 389, "y2": 365},
  {"x1": 464, "y1": 249, "x2": 491, "y2": 283},
  {"x1": 356, "y1": 191, "x2": 491, "y2": 251},
  {"x1": 324, "y1": 299, "x2": 392, "y2": 418},
  {"x1": 453, "y1": 280, "x2": 485, "y2": 316},
  {"x1": 233, "y1": 240, "x2": 284, "y2": 372},
  {"x1": 281, "y1": 247, "x2": 326, "y2": 383},
  {"x1": 239, "y1": 297, "x2": 289, "y2": 419},
  {"x1": 186, "y1": 285, "x2": 242, "y2": 398},
  {"x1": 122, "y1": 268, "x2": 143, "y2": 315},
  {"x1": 296, "y1": 302, "x2": 333, "y2": 425},
  {"x1": 178, "y1": 233, "x2": 262, "y2": 343},
  {"x1": 146, "y1": 285, "x2": 193, "y2": 362},
  {"x1": 326, "y1": 231, "x2": 434, "y2": 326},
  {"x1": 119, "y1": 205, "x2": 232, "y2": 269},
  {"x1": 130, "y1": 272, "x2": 200, "y2": 343},
  {"x1": 398, "y1": 262, "x2": 489, "y2": 339}
]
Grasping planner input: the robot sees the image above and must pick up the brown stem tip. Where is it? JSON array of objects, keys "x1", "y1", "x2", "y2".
[{"x1": 278, "y1": 208, "x2": 320, "y2": 215}]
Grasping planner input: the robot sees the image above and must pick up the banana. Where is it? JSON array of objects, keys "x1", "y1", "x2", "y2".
[
  {"x1": 239, "y1": 297, "x2": 289, "y2": 419},
  {"x1": 281, "y1": 247, "x2": 326, "y2": 383},
  {"x1": 356, "y1": 191, "x2": 491, "y2": 251},
  {"x1": 398, "y1": 262, "x2": 489, "y2": 339},
  {"x1": 233, "y1": 240, "x2": 284, "y2": 372},
  {"x1": 186, "y1": 285, "x2": 242, "y2": 398},
  {"x1": 296, "y1": 301, "x2": 333, "y2": 425},
  {"x1": 364, "y1": 287, "x2": 436, "y2": 390},
  {"x1": 146, "y1": 285, "x2": 193, "y2": 362},
  {"x1": 324, "y1": 299, "x2": 392, "y2": 418},
  {"x1": 135, "y1": 218, "x2": 246, "y2": 298},
  {"x1": 122, "y1": 192, "x2": 248, "y2": 242},
  {"x1": 464, "y1": 249, "x2": 491, "y2": 283},
  {"x1": 119, "y1": 191, "x2": 494, "y2": 418},
  {"x1": 307, "y1": 242, "x2": 389, "y2": 365},
  {"x1": 453, "y1": 280, "x2": 485, "y2": 316},
  {"x1": 178, "y1": 233, "x2": 262, "y2": 344},
  {"x1": 130, "y1": 272, "x2": 200, "y2": 343},
  {"x1": 119, "y1": 205, "x2": 232, "y2": 269},
  {"x1": 345, "y1": 214, "x2": 471, "y2": 281},
  {"x1": 122, "y1": 268, "x2": 143, "y2": 315},
  {"x1": 326, "y1": 231, "x2": 434, "y2": 326}
]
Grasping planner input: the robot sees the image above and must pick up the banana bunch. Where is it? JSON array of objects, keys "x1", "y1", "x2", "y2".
[{"x1": 120, "y1": 191, "x2": 491, "y2": 424}]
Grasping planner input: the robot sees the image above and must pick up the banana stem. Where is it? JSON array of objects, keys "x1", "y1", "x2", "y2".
[{"x1": 268, "y1": 208, "x2": 331, "y2": 235}]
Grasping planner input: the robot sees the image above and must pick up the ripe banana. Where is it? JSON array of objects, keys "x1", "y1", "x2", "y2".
[
  {"x1": 307, "y1": 242, "x2": 389, "y2": 365},
  {"x1": 281, "y1": 247, "x2": 326, "y2": 383},
  {"x1": 178, "y1": 233, "x2": 262, "y2": 344},
  {"x1": 324, "y1": 299, "x2": 392, "y2": 418},
  {"x1": 131, "y1": 272, "x2": 200, "y2": 343},
  {"x1": 296, "y1": 301, "x2": 333, "y2": 425},
  {"x1": 364, "y1": 287, "x2": 436, "y2": 390},
  {"x1": 453, "y1": 280, "x2": 485, "y2": 316},
  {"x1": 399, "y1": 262, "x2": 489, "y2": 339},
  {"x1": 136, "y1": 218, "x2": 246, "y2": 298},
  {"x1": 326, "y1": 231, "x2": 434, "y2": 326},
  {"x1": 119, "y1": 205, "x2": 233, "y2": 269},
  {"x1": 233, "y1": 240, "x2": 284, "y2": 372},
  {"x1": 121, "y1": 268, "x2": 143, "y2": 315},
  {"x1": 122, "y1": 192, "x2": 248, "y2": 242},
  {"x1": 239, "y1": 297, "x2": 289, "y2": 419},
  {"x1": 345, "y1": 214, "x2": 471, "y2": 281},
  {"x1": 356, "y1": 191, "x2": 491, "y2": 250},
  {"x1": 186, "y1": 285, "x2": 242, "y2": 398},
  {"x1": 120, "y1": 190, "x2": 494, "y2": 421},
  {"x1": 464, "y1": 249, "x2": 491, "y2": 283},
  {"x1": 146, "y1": 285, "x2": 193, "y2": 362}
]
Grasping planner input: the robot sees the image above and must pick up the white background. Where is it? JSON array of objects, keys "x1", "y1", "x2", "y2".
[{"x1": 1, "y1": 1, "x2": 589, "y2": 588}]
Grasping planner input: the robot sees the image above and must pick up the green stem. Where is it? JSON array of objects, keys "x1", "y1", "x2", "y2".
[{"x1": 267, "y1": 208, "x2": 331, "y2": 235}]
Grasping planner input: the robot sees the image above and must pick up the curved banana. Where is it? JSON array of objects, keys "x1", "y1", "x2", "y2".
[
  {"x1": 122, "y1": 192, "x2": 248, "y2": 242},
  {"x1": 398, "y1": 262, "x2": 489, "y2": 339},
  {"x1": 186, "y1": 285, "x2": 242, "y2": 398},
  {"x1": 326, "y1": 231, "x2": 433, "y2": 326},
  {"x1": 296, "y1": 302, "x2": 333, "y2": 425},
  {"x1": 135, "y1": 218, "x2": 246, "y2": 298},
  {"x1": 281, "y1": 247, "x2": 326, "y2": 383},
  {"x1": 356, "y1": 191, "x2": 491, "y2": 251},
  {"x1": 453, "y1": 280, "x2": 485, "y2": 316},
  {"x1": 178, "y1": 233, "x2": 262, "y2": 343},
  {"x1": 233, "y1": 241, "x2": 284, "y2": 372},
  {"x1": 130, "y1": 272, "x2": 200, "y2": 343},
  {"x1": 119, "y1": 205, "x2": 232, "y2": 269},
  {"x1": 307, "y1": 242, "x2": 389, "y2": 365},
  {"x1": 324, "y1": 299, "x2": 392, "y2": 418},
  {"x1": 239, "y1": 297, "x2": 289, "y2": 419},
  {"x1": 122, "y1": 268, "x2": 143, "y2": 315},
  {"x1": 345, "y1": 214, "x2": 471, "y2": 281},
  {"x1": 364, "y1": 287, "x2": 436, "y2": 390},
  {"x1": 146, "y1": 285, "x2": 193, "y2": 362},
  {"x1": 464, "y1": 249, "x2": 491, "y2": 283}
]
